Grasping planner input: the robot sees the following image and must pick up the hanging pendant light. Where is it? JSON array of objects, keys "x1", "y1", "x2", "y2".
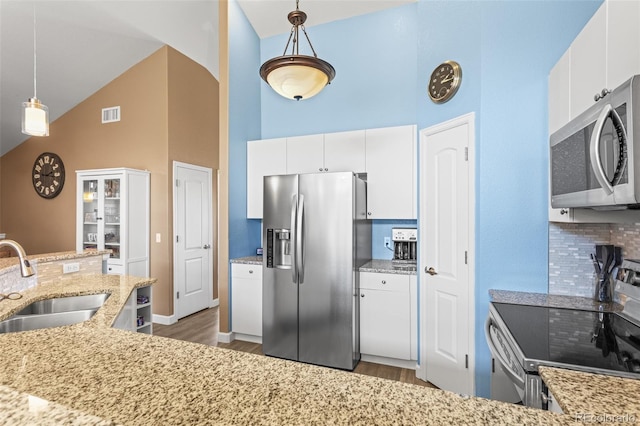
[
  {"x1": 260, "y1": 0, "x2": 335, "y2": 101},
  {"x1": 21, "y1": 6, "x2": 49, "y2": 137}
]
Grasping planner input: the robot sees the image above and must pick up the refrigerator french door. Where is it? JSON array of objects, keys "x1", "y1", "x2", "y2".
[{"x1": 262, "y1": 172, "x2": 370, "y2": 370}]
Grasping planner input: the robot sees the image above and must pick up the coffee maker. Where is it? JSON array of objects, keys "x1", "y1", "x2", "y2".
[{"x1": 392, "y1": 228, "x2": 417, "y2": 266}]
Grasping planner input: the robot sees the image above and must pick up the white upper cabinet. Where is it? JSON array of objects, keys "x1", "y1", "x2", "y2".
[
  {"x1": 324, "y1": 130, "x2": 366, "y2": 173},
  {"x1": 286, "y1": 131, "x2": 366, "y2": 174},
  {"x1": 247, "y1": 125, "x2": 416, "y2": 220},
  {"x1": 569, "y1": 3, "x2": 606, "y2": 120},
  {"x1": 567, "y1": 0, "x2": 640, "y2": 121},
  {"x1": 548, "y1": 49, "x2": 571, "y2": 136},
  {"x1": 606, "y1": 0, "x2": 640, "y2": 90},
  {"x1": 365, "y1": 125, "x2": 417, "y2": 219},
  {"x1": 247, "y1": 138, "x2": 286, "y2": 219},
  {"x1": 286, "y1": 134, "x2": 325, "y2": 174}
]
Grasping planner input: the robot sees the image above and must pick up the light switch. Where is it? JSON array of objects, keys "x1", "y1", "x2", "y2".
[{"x1": 156, "y1": 233, "x2": 161, "y2": 243}]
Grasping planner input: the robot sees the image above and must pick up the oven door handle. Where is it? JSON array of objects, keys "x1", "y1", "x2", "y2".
[{"x1": 485, "y1": 316, "x2": 526, "y2": 389}]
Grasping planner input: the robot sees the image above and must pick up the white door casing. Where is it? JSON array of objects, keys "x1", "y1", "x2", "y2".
[
  {"x1": 174, "y1": 161, "x2": 213, "y2": 319},
  {"x1": 419, "y1": 113, "x2": 475, "y2": 395}
]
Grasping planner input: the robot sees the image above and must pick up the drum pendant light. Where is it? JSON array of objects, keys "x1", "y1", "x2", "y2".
[
  {"x1": 21, "y1": 6, "x2": 49, "y2": 137},
  {"x1": 260, "y1": 0, "x2": 335, "y2": 101}
]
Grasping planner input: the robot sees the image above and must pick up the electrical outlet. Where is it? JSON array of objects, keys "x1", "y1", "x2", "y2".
[
  {"x1": 384, "y1": 237, "x2": 391, "y2": 248},
  {"x1": 62, "y1": 262, "x2": 80, "y2": 274},
  {"x1": 156, "y1": 233, "x2": 162, "y2": 243}
]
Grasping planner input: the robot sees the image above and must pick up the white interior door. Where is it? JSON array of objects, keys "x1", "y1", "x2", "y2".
[
  {"x1": 419, "y1": 113, "x2": 475, "y2": 395},
  {"x1": 174, "y1": 162, "x2": 213, "y2": 319}
]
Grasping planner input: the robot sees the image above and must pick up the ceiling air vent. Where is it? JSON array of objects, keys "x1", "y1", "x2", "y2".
[{"x1": 101, "y1": 106, "x2": 120, "y2": 124}]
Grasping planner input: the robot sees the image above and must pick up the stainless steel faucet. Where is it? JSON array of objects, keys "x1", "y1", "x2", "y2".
[{"x1": 0, "y1": 240, "x2": 34, "y2": 277}]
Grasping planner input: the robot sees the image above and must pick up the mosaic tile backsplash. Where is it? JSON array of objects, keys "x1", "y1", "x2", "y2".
[{"x1": 549, "y1": 222, "x2": 640, "y2": 297}]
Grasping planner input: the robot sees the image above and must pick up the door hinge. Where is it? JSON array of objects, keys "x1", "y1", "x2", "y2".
[
  {"x1": 465, "y1": 354, "x2": 469, "y2": 369},
  {"x1": 175, "y1": 179, "x2": 180, "y2": 187},
  {"x1": 464, "y1": 147, "x2": 468, "y2": 161},
  {"x1": 176, "y1": 235, "x2": 179, "y2": 243},
  {"x1": 465, "y1": 251, "x2": 468, "y2": 265},
  {"x1": 177, "y1": 291, "x2": 180, "y2": 299},
  {"x1": 492, "y1": 358, "x2": 495, "y2": 373}
]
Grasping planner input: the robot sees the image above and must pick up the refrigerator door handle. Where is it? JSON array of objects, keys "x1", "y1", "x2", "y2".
[
  {"x1": 296, "y1": 194, "x2": 305, "y2": 284},
  {"x1": 290, "y1": 194, "x2": 298, "y2": 283}
]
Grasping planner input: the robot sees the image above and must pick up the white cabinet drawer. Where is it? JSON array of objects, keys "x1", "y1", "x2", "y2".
[
  {"x1": 231, "y1": 264, "x2": 262, "y2": 280},
  {"x1": 106, "y1": 264, "x2": 124, "y2": 275},
  {"x1": 360, "y1": 272, "x2": 409, "y2": 292}
]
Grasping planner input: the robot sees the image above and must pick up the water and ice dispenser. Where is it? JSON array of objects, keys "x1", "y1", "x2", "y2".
[{"x1": 266, "y1": 228, "x2": 292, "y2": 269}]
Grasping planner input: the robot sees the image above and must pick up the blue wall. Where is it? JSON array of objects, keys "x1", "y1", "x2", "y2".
[
  {"x1": 230, "y1": 0, "x2": 602, "y2": 398},
  {"x1": 228, "y1": 0, "x2": 262, "y2": 260},
  {"x1": 415, "y1": 0, "x2": 602, "y2": 397}
]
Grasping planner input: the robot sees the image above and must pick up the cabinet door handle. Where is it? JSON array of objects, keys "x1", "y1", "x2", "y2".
[
  {"x1": 319, "y1": 168, "x2": 323, "y2": 172},
  {"x1": 381, "y1": 280, "x2": 386, "y2": 285},
  {"x1": 560, "y1": 209, "x2": 569, "y2": 215},
  {"x1": 248, "y1": 270, "x2": 253, "y2": 274},
  {"x1": 324, "y1": 168, "x2": 328, "y2": 171},
  {"x1": 361, "y1": 293, "x2": 365, "y2": 297},
  {"x1": 367, "y1": 212, "x2": 372, "y2": 216}
]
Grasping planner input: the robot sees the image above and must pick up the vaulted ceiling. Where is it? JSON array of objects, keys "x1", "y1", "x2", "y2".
[{"x1": 0, "y1": 0, "x2": 412, "y2": 156}]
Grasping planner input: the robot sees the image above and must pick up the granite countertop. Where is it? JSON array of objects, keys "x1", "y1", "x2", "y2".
[
  {"x1": 540, "y1": 366, "x2": 640, "y2": 419},
  {"x1": 0, "y1": 250, "x2": 111, "y2": 274},
  {"x1": 360, "y1": 259, "x2": 417, "y2": 275},
  {"x1": 230, "y1": 255, "x2": 263, "y2": 265},
  {"x1": 0, "y1": 270, "x2": 577, "y2": 424},
  {"x1": 489, "y1": 289, "x2": 623, "y2": 312}
]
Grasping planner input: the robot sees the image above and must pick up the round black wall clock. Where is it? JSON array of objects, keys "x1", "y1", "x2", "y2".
[
  {"x1": 32, "y1": 152, "x2": 65, "y2": 199},
  {"x1": 428, "y1": 60, "x2": 462, "y2": 104}
]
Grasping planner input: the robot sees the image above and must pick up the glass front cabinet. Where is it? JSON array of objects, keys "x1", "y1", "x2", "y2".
[{"x1": 76, "y1": 168, "x2": 150, "y2": 277}]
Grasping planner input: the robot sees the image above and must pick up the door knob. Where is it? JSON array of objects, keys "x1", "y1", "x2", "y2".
[
  {"x1": 426, "y1": 267, "x2": 438, "y2": 276},
  {"x1": 203, "y1": 244, "x2": 211, "y2": 249}
]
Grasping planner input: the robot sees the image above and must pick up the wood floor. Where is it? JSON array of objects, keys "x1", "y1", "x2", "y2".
[{"x1": 154, "y1": 307, "x2": 436, "y2": 388}]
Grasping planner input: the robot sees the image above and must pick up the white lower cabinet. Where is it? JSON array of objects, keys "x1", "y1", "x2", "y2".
[
  {"x1": 231, "y1": 263, "x2": 263, "y2": 338},
  {"x1": 113, "y1": 285, "x2": 152, "y2": 334},
  {"x1": 360, "y1": 272, "x2": 415, "y2": 361}
]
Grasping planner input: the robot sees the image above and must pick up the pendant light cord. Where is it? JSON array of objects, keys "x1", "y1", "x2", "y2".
[{"x1": 32, "y1": 5, "x2": 37, "y2": 99}]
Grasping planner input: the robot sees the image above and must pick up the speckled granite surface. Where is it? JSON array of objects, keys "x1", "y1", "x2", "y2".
[
  {"x1": 0, "y1": 249, "x2": 111, "y2": 271},
  {"x1": 540, "y1": 366, "x2": 640, "y2": 418},
  {"x1": 360, "y1": 259, "x2": 417, "y2": 275},
  {"x1": 0, "y1": 270, "x2": 578, "y2": 424},
  {"x1": 489, "y1": 289, "x2": 623, "y2": 312},
  {"x1": 230, "y1": 255, "x2": 263, "y2": 265}
]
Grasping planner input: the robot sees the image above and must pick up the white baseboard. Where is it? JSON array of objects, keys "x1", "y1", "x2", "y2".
[
  {"x1": 218, "y1": 332, "x2": 234, "y2": 343},
  {"x1": 361, "y1": 354, "x2": 417, "y2": 370},
  {"x1": 218, "y1": 332, "x2": 262, "y2": 344},
  {"x1": 234, "y1": 333, "x2": 262, "y2": 344},
  {"x1": 152, "y1": 314, "x2": 177, "y2": 325}
]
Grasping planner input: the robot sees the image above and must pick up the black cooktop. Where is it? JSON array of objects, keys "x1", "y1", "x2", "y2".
[{"x1": 493, "y1": 302, "x2": 640, "y2": 375}]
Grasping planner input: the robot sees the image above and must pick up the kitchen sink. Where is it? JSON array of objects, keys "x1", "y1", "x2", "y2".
[
  {"x1": 0, "y1": 293, "x2": 110, "y2": 334},
  {"x1": 0, "y1": 309, "x2": 98, "y2": 333},
  {"x1": 15, "y1": 293, "x2": 110, "y2": 315}
]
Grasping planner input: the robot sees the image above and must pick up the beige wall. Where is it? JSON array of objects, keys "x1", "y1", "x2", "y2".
[
  {"x1": 0, "y1": 45, "x2": 220, "y2": 317},
  {"x1": 166, "y1": 47, "x2": 220, "y2": 301}
]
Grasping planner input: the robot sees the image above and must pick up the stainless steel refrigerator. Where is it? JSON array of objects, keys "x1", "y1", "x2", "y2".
[{"x1": 262, "y1": 172, "x2": 371, "y2": 370}]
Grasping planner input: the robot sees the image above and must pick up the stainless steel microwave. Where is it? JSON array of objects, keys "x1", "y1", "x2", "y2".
[{"x1": 550, "y1": 75, "x2": 640, "y2": 209}]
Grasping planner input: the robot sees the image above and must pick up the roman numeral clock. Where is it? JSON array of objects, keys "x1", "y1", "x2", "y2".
[{"x1": 32, "y1": 152, "x2": 65, "y2": 199}]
